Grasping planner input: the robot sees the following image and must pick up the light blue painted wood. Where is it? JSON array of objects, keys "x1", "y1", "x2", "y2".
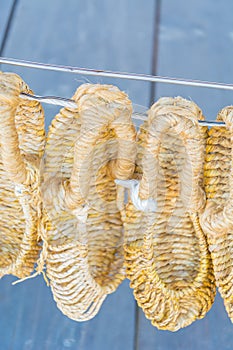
[
  {"x1": 138, "y1": 293, "x2": 233, "y2": 350},
  {"x1": 156, "y1": 0, "x2": 233, "y2": 119},
  {"x1": 2, "y1": 0, "x2": 155, "y2": 127},
  {"x1": 138, "y1": 0, "x2": 233, "y2": 348},
  {"x1": 0, "y1": 0, "x2": 15, "y2": 45},
  {"x1": 0, "y1": 277, "x2": 135, "y2": 350},
  {"x1": 0, "y1": 0, "x2": 155, "y2": 349}
]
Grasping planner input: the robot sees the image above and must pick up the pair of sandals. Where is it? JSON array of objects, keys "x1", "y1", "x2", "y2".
[
  {"x1": 0, "y1": 73, "x2": 136, "y2": 321},
  {"x1": 0, "y1": 72, "x2": 231, "y2": 331},
  {"x1": 121, "y1": 98, "x2": 233, "y2": 330}
]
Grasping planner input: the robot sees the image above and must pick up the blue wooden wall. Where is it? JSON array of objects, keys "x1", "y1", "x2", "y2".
[{"x1": 0, "y1": 1, "x2": 233, "y2": 349}]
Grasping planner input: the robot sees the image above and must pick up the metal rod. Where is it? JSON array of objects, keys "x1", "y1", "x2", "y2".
[
  {"x1": 1, "y1": 56, "x2": 233, "y2": 92},
  {"x1": 20, "y1": 92, "x2": 77, "y2": 109},
  {"x1": 19, "y1": 92, "x2": 226, "y2": 127}
]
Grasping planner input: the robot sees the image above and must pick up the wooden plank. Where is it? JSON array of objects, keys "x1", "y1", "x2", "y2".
[
  {"x1": 138, "y1": 0, "x2": 233, "y2": 348},
  {"x1": 138, "y1": 293, "x2": 233, "y2": 350},
  {"x1": 155, "y1": 0, "x2": 233, "y2": 119},
  {"x1": 0, "y1": 0, "x2": 15, "y2": 46},
  {"x1": 0, "y1": 0, "x2": 155, "y2": 349},
  {"x1": 0, "y1": 277, "x2": 135, "y2": 350},
  {"x1": 2, "y1": 0, "x2": 155, "y2": 128}
]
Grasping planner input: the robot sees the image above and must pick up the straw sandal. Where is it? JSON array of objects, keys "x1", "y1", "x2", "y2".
[
  {"x1": 200, "y1": 106, "x2": 233, "y2": 321},
  {"x1": 0, "y1": 72, "x2": 45, "y2": 278},
  {"x1": 118, "y1": 97, "x2": 216, "y2": 331},
  {"x1": 41, "y1": 84, "x2": 136, "y2": 321}
]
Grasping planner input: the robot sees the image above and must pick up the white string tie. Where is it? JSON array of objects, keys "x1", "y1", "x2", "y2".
[
  {"x1": 115, "y1": 179, "x2": 157, "y2": 212},
  {"x1": 72, "y1": 205, "x2": 89, "y2": 223}
]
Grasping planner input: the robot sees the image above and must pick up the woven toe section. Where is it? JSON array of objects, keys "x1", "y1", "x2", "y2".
[
  {"x1": 42, "y1": 84, "x2": 136, "y2": 320},
  {"x1": 121, "y1": 97, "x2": 216, "y2": 331}
]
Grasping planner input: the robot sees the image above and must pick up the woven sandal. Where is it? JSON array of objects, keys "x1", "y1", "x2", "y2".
[
  {"x1": 200, "y1": 106, "x2": 233, "y2": 321},
  {"x1": 0, "y1": 72, "x2": 45, "y2": 278},
  {"x1": 118, "y1": 97, "x2": 216, "y2": 331},
  {"x1": 41, "y1": 84, "x2": 136, "y2": 321}
]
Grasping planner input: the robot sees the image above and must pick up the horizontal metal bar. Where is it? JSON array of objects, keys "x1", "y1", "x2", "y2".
[
  {"x1": 1, "y1": 56, "x2": 233, "y2": 92},
  {"x1": 19, "y1": 92, "x2": 226, "y2": 127},
  {"x1": 20, "y1": 92, "x2": 77, "y2": 108}
]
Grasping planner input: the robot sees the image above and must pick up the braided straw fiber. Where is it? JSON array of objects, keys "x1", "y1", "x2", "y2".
[
  {"x1": 0, "y1": 72, "x2": 45, "y2": 278},
  {"x1": 119, "y1": 97, "x2": 216, "y2": 331},
  {"x1": 200, "y1": 106, "x2": 233, "y2": 321},
  {"x1": 42, "y1": 84, "x2": 136, "y2": 321}
]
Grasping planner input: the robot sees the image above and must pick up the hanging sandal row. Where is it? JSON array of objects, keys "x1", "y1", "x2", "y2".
[{"x1": 0, "y1": 71, "x2": 232, "y2": 331}]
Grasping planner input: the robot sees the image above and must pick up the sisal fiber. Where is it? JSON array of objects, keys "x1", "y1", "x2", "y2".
[
  {"x1": 0, "y1": 72, "x2": 45, "y2": 278},
  {"x1": 200, "y1": 106, "x2": 233, "y2": 321},
  {"x1": 119, "y1": 97, "x2": 216, "y2": 331},
  {"x1": 41, "y1": 84, "x2": 136, "y2": 321}
]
